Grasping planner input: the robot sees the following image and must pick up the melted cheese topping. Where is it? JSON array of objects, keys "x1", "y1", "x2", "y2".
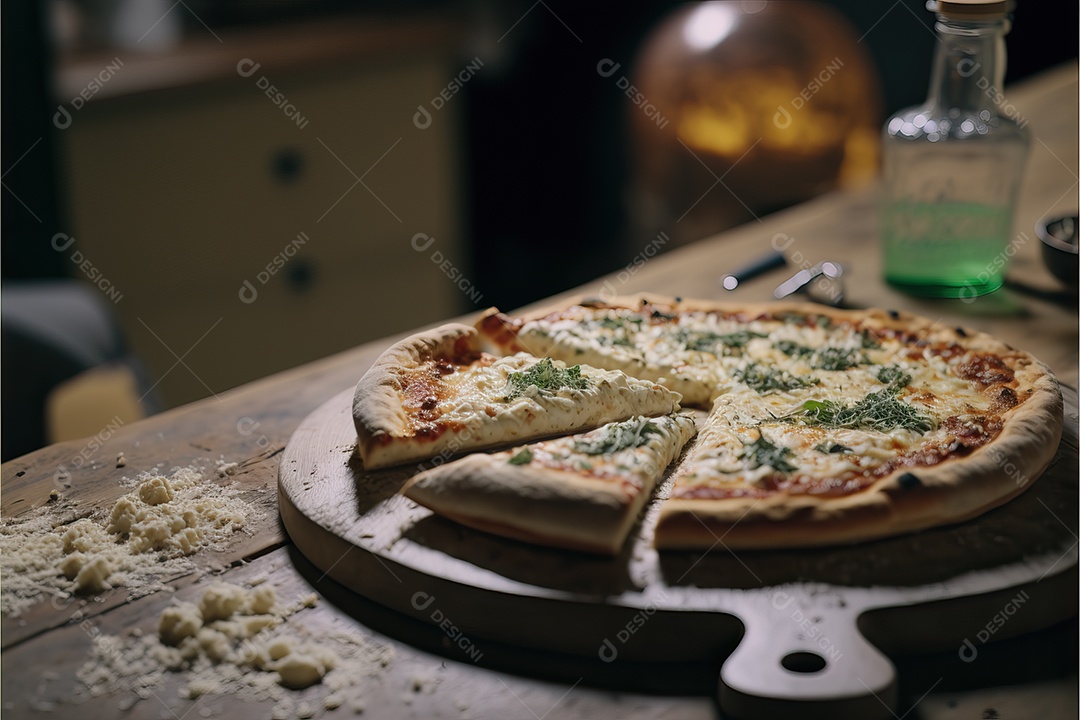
[
  {"x1": 400, "y1": 352, "x2": 679, "y2": 443},
  {"x1": 494, "y1": 414, "x2": 697, "y2": 493},
  {"x1": 515, "y1": 307, "x2": 1013, "y2": 497}
]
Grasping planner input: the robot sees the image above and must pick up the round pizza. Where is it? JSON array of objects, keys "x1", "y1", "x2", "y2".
[{"x1": 353, "y1": 294, "x2": 1063, "y2": 553}]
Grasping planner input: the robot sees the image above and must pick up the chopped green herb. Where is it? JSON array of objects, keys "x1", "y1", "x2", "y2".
[
  {"x1": 736, "y1": 363, "x2": 819, "y2": 394},
  {"x1": 678, "y1": 329, "x2": 765, "y2": 354},
  {"x1": 777, "y1": 312, "x2": 805, "y2": 325},
  {"x1": 508, "y1": 448, "x2": 533, "y2": 465},
  {"x1": 860, "y1": 328, "x2": 882, "y2": 349},
  {"x1": 719, "y1": 330, "x2": 767, "y2": 348},
  {"x1": 788, "y1": 391, "x2": 935, "y2": 433},
  {"x1": 875, "y1": 365, "x2": 911, "y2": 390},
  {"x1": 815, "y1": 442, "x2": 853, "y2": 454},
  {"x1": 740, "y1": 434, "x2": 797, "y2": 473},
  {"x1": 775, "y1": 340, "x2": 814, "y2": 358},
  {"x1": 574, "y1": 417, "x2": 662, "y2": 455},
  {"x1": 673, "y1": 329, "x2": 723, "y2": 353},
  {"x1": 501, "y1": 358, "x2": 589, "y2": 401},
  {"x1": 813, "y1": 346, "x2": 867, "y2": 371}
]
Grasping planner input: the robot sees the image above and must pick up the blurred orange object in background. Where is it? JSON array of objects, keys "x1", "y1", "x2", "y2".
[{"x1": 629, "y1": 1, "x2": 882, "y2": 249}]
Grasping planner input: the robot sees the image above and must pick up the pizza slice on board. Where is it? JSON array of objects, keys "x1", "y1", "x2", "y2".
[
  {"x1": 353, "y1": 324, "x2": 682, "y2": 470},
  {"x1": 478, "y1": 294, "x2": 1062, "y2": 550},
  {"x1": 402, "y1": 414, "x2": 697, "y2": 554},
  {"x1": 476, "y1": 301, "x2": 728, "y2": 407}
]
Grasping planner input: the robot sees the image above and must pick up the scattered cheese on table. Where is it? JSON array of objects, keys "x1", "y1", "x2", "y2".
[
  {"x1": 0, "y1": 464, "x2": 267, "y2": 615},
  {"x1": 77, "y1": 580, "x2": 396, "y2": 719}
]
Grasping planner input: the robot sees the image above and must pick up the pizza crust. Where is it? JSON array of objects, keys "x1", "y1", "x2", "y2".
[
  {"x1": 478, "y1": 294, "x2": 951, "y2": 409},
  {"x1": 353, "y1": 324, "x2": 476, "y2": 470},
  {"x1": 478, "y1": 293, "x2": 1065, "y2": 550},
  {"x1": 353, "y1": 322, "x2": 682, "y2": 471},
  {"x1": 404, "y1": 455, "x2": 641, "y2": 554},
  {"x1": 653, "y1": 351, "x2": 1063, "y2": 549},
  {"x1": 403, "y1": 414, "x2": 698, "y2": 554},
  {"x1": 357, "y1": 294, "x2": 1063, "y2": 550}
]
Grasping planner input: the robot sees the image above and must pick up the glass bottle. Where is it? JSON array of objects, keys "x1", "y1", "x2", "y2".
[{"x1": 880, "y1": 0, "x2": 1028, "y2": 298}]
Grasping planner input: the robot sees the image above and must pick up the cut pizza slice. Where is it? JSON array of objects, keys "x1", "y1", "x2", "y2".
[
  {"x1": 402, "y1": 414, "x2": 698, "y2": 554},
  {"x1": 353, "y1": 323, "x2": 682, "y2": 470},
  {"x1": 654, "y1": 351, "x2": 1062, "y2": 550},
  {"x1": 476, "y1": 297, "x2": 775, "y2": 407}
]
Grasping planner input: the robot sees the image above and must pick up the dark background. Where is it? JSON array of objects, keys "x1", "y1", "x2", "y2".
[{"x1": 4, "y1": 0, "x2": 1077, "y2": 312}]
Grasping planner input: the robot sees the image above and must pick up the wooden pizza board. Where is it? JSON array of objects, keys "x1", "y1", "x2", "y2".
[{"x1": 278, "y1": 386, "x2": 1078, "y2": 719}]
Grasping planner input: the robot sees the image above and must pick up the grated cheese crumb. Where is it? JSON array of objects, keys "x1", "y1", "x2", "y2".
[
  {"x1": 0, "y1": 464, "x2": 265, "y2": 616},
  {"x1": 77, "y1": 581, "x2": 395, "y2": 719}
]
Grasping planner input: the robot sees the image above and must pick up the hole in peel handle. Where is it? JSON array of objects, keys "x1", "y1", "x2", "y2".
[{"x1": 717, "y1": 598, "x2": 897, "y2": 720}]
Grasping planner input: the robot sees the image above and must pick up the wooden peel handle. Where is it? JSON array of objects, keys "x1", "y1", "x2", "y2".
[{"x1": 718, "y1": 589, "x2": 896, "y2": 719}]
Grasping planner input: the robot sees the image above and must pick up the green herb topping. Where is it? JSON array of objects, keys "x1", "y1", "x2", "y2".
[
  {"x1": 860, "y1": 328, "x2": 882, "y2": 349},
  {"x1": 813, "y1": 346, "x2": 867, "y2": 371},
  {"x1": 574, "y1": 417, "x2": 663, "y2": 456},
  {"x1": 718, "y1": 330, "x2": 768, "y2": 348},
  {"x1": 774, "y1": 340, "x2": 814, "y2": 358},
  {"x1": 788, "y1": 391, "x2": 935, "y2": 434},
  {"x1": 502, "y1": 358, "x2": 589, "y2": 402},
  {"x1": 597, "y1": 315, "x2": 643, "y2": 330},
  {"x1": 678, "y1": 329, "x2": 766, "y2": 354},
  {"x1": 815, "y1": 442, "x2": 853, "y2": 454},
  {"x1": 875, "y1": 365, "x2": 911, "y2": 390},
  {"x1": 508, "y1": 448, "x2": 533, "y2": 465},
  {"x1": 592, "y1": 316, "x2": 641, "y2": 348},
  {"x1": 774, "y1": 341, "x2": 867, "y2": 370},
  {"x1": 736, "y1": 363, "x2": 819, "y2": 394},
  {"x1": 740, "y1": 434, "x2": 797, "y2": 473}
]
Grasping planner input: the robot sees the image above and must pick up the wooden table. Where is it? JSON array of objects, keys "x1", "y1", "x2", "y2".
[{"x1": 3, "y1": 64, "x2": 1076, "y2": 719}]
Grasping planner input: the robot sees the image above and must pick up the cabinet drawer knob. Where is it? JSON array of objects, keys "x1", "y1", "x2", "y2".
[
  {"x1": 287, "y1": 258, "x2": 316, "y2": 293},
  {"x1": 272, "y1": 148, "x2": 304, "y2": 183}
]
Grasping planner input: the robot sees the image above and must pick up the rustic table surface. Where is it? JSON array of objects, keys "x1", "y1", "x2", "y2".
[{"x1": 3, "y1": 63, "x2": 1076, "y2": 719}]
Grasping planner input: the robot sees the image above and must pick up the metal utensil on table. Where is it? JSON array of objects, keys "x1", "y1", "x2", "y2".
[
  {"x1": 720, "y1": 250, "x2": 787, "y2": 291},
  {"x1": 773, "y1": 261, "x2": 847, "y2": 307}
]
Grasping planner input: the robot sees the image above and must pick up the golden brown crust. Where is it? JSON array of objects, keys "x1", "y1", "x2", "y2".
[
  {"x1": 378, "y1": 293, "x2": 1062, "y2": 552},
  {"x1": 476, "y1": 293, "x2": 1064, "y2": 550},
  {"x1": 354, "y1": 319, "x2": 682, "y2": 471},
  {"x1": 651, "y1": 328, "x2": 1063, "y2": 550},
  {"x1": 352, "y1": 324, "x2": 477, "y2": 470},
  {"x1": 503, "y1": 292, "x2": 879, "y2": 326},
  {"x1": 403, "y1": 414, "x2": 698, "y2": 554},
  {"x1": 404, "y1": 456, "x2": 636, "y2": 555}
]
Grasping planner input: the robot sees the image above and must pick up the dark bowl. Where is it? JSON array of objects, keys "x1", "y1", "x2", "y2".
[{"x1": 1036, "y1": 214, "x2": 1078, "y2": 287}]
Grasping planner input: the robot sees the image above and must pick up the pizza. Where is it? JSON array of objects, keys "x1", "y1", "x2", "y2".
[
  {"x1": 352, "y1": 323, "x2": 681, "y2": 470},
  {"x1": 401, "y1": 414, "x2": 697, "y2": 554},
  {"x1": 354, "y1": 294, "x2": 1063, "y2": 553}
]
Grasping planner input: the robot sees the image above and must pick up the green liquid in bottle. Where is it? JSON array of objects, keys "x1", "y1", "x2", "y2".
[
  {"x1": 878, "y1": 2, "x2": 1028, "y2": 300},
  {"x1": 882, "y1": 200, "x2": 1012, "y2": 298}
]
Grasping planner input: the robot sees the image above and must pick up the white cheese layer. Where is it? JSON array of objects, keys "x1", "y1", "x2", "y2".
[
  {"x1": 493, "y1": 414, "x2": 698, "y2": 492},
  {"x1": 520, "y1": 308, "x2": 1000, "y2": 493}
]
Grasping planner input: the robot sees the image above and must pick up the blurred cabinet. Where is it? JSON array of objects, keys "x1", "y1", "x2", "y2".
[{"x1": 57, "y1": 18, "x2": 470, "y2": 407}]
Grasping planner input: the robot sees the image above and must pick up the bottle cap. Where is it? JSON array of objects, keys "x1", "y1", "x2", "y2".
[{"x1": 932, "y1": 0, "x2": 1010, "y2": 20}]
